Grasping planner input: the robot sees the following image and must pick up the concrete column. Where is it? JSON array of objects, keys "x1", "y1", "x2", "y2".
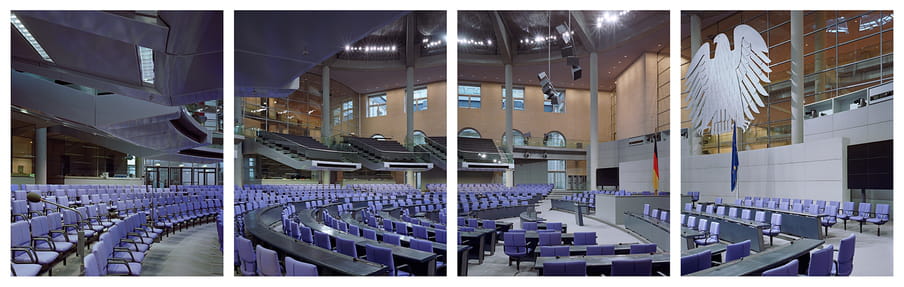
[
  {"x1": 791, "y1": 11, "x2": 804, "y2": 144},
  {"x1": 405, "y1": 67, "x2": 414, "y2": 150},
  {"x1": 689, "y1": 14, "x2": 703, "y2": 155},
  {"x1": 322, "y1": 65, "x2": 332, "y2": 145},
  {"x1": 234, "y1": 142, "x2": 243, "y2": 186},
  {"x1": 406, "y1": 66, "x2": 415, "y2": 149},
  {"x1": 322, "y1": 171, "x2": 331, "y2": 185},
  {"x1": 589, "y1": 52, "x2": 599, "y2": 190},
  {"x1": 406, "y1": 171, "x2": 416, "y2": 188},
  {"x1": 35, "y1": 127, "x2": 47, "y2": 184},
  {"x1": 135, "y1": 156, "x2": 145, "y2": 180},
  {"x1": 504, "y1": 64, "x2": 514, "y2": 188}
]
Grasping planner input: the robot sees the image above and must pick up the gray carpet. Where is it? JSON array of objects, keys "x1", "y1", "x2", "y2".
[{"x1": 45, "y1": 222, "x2": 223, "y2": 276}]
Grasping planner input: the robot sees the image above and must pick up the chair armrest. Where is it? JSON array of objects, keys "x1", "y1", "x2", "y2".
[
  {"x1": 11, "y1": 247, "x2": 38, "y2": 263},
  {"x1": 50, "y1": 229, "x2": 73, "y2": 242},
  {"x1": 31, "y1": 237, "x2": 56, "y2": 250},
  {"x1": 396, "y1": 263, "x2": 412, "y2": 274}
]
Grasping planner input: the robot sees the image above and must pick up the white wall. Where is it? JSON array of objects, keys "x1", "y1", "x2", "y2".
[
  {"x1": 615, "y1": 53, "x2": 663, "y2": 140},
  {"x1": 682, "y1": 137, "x2": 846, "y2": 203},
  {"x1": 597, "y1": 136, "x2": 671, "y2": 192},
  {"x1": 805, "y1": 100, "x2": 893, "y2": 145}
]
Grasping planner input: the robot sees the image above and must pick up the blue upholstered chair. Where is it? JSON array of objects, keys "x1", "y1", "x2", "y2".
[
  {"x1": 821, "y1": 206, "x2": 838, "y2": 236},
  {"x1": 867, "y1": 204, "x2": 890, "y2": 236},
  {"x1": 629, "y1": 243, "x2": 657, "y2": 254},
  {"x1": 362, "y1": 228, "x2": 377, "y2": 240},
  {"x1": 313, "y1": 231, "x2": 332, "y2": 250},
  {"x1": 762, "y1": 259, "x2": 798, "y2": 276},
  {"x1": 808, "y1": 244, "x2": 834, "y2": 276},
  {"x1": 503, "y1": 232, "x2": 530, "y2": 270},
  {"x1": 611, "y1": 258, "x2": 653, "y2": 276},
  {"x1": 833, "y1": 234, "x2": 856, "y2": 276},
  {"x1": 763, "y1": 214, "x2": 782, "y2": 246},
  {"x1": 680, "y1": 250, "x2": 711, "y2": 275},
  {"x1": 539, "y1": 246, "x2": 570, "y2": 257},
  {"x1": 724, "y1": 240, "x2": 751, "y2": 262},
  {"x1": 586, "y1": 245, "x2": 615, "y2": 256},
  {"x1": 695, "y1": 222, "x2": 720, "y2": 246},
  {"x1": 285, "y1": 257, "x2": 318, "y2": 276},
  {"x1": 336, "y1": 237, "x2": 358, "y2": 258},
  {"x1": 256, "y1": 245, "x2": 282, "y2": 276},
  {"x1": 235, "y1": 236, "x2": 256, "y2": 276},
  {"x1": 538, "y1": 231, "x2": 562, "y2": 246},
  {"x1": 543, "y1": 260, "x2": 586, "y2": 276},
  {"x1": 522, "y1": 222, "x2": 538, "y2": 231},
  {"x1": 365, "y1": 244, "x2": 411, "y2": 276},
  {"x1": 573, "y1": 232, "x2": 597, "y2": 246},
  {"x1": 546, "y1": 222, "x2": 563, "y2": 232},
  {"x1": 383, "y1": 233, "x2": 401, "y2": 246},
  {"x1": 837, "y1": 202, "x2": 855, "y2": 230}
]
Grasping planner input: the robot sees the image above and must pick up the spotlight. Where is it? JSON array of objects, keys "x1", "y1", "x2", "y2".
[
  {"x1": 571, "y1": 65, "x2": 582, "y2": 81},
  {"x1": 555, "y1": 24, "x2": 572, "y2": 45}
]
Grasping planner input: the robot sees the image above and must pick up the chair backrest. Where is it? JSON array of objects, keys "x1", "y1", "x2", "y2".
[
  {"x1": 436, "y1": 229, "x2": 447, "y2": 243},
  {"x1": 857, "y1": 203, "x2": 872, "y2": 215},
  {"x1": 539, "y1": 246, "x2": 570, "y2": 257},
  {"x1": 807, "y1": 244, "x2": 834, "y2": 276},
  {"x1": 538, "y1": 231, "x2": 562, "y2": 246},
  {"x1": 728, "y1": 207, "x2": 738, "y2": 218},
  {"x1": 716, "y1": 206, "x2": 726, "y2": 216},
  {"x1": 697, "y1": 219, "x2": 708, "y2": 233},
  {"x1": 413, "y1": 225, "x2": 428, "y2": 239},
  {"x1": 383, "y1": 233, "x2": 401, "y2": 246},
  {"x1": 410, "y1": 238, "x2": 433, "y2": 253},
  {"x1": 709, "y1": 221, "x2": 720, "y2": 236},
  {"x1": 522, "y1": 222, "x2": 538, "y2": 231},
  {"x1": 467, "y1": 218, "x2": 479, "y2": 228},
  {"x1": 586, "y1": 244, "x2": 615, "y2": 255},
  {"x1": 365, "y1": 244, "x2": 397, "y2": 274},
  {"x1": 770, "y1": 213, "x2": 782, "y2": 230},
  {"x1": 611, "y1": 258, "x2": 653, "y2": 276},
  {"x1": 629, "y1": 243, "x2": 657, "y2": 254},
  {"x1": 546, "y1": 222, "x2": 562, "y2": 232},
  {"x1": 543, "y1": 260, "x2": 587, "y2": 276},
  {"x1": 687, "y1": 216, "x2": 697, "y2": 229},
  {"x1": 681, "y1": 250, "x2": 711, "y2": 275},
  {"x1": 503, "y1": 232, "x2": 527, "y2": 253},
  {"x1": 874, "y1": 204, "x2": 890, "y2": 220},
  {"x1": 660, "y1": 211, "x2": 669, "y2": 222},
  {"x1": 83, "y1": 253, "x2": 100, "y2": 276},
  {"x1": 285, "y1": 257, "x2": 318, "y2": 276},
  {"x1": 362, "y1": 228, "x2": 377, "y2": 240},
  {"x1": 256, "y1": 245, "x2": 282, "y2": 276},
  {"x1": 349, "y1": 225, "x2": 361, "y2": 237},
  {"x1": 643, "y1": 204, "x2": 651, "y2": 216},
  {"x1": 235, "y1": 236, "x2": 256, "y2": 274},
  {"x1": 483, "y1": 220, "x2": 496, "y2": 230},
  {"x1": 680, "y1": 214, "x2": 686, "y2": 226},
  {"x1": 741, "y1": 209, "x2": 752, "y2": 220},
  {"x1": 754, "y1": 211, "x2": 766, "y2": 223},
  {"x1": 836, "y1": 234, "x2": 856, "y2": 276},
  {"x1": 651, "y1": 209, "x2": 660, "y2": 219},
  {"x1": 684, "y1": 203, "x2": 692, "y2": 211},
  {"x1": 574, "y1": 232, "x2": 597, "y2": 245},
  {"x1": 842, "y1": 202, "x2": 855, "y2": 214},
  {"x1": 762, "y1": 259, "x2": 799, "y2": 276},
  {"x1": 313, "y1": 231, "x2": 332, "y2": 250},
  {"x1": 394, "y1": 221, "x2": 408, "y2": 235},
  {"x1": 724, "y1": 240, "x2": 751, "y2": 262},
  {"x1": 336, "y1": 237, "x2": 357, "y2": 258}
]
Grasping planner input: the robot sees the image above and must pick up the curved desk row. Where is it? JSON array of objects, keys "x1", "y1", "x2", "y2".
[
  {"x1": 714, "y1": 203, "x2": 826, "y2": 240},
  {"x1": 294, "y1": 205, "x2": 440, "y2": 276},
  {"x1": 683, "y1": 210, "x2": 769, "y2": 252},
  {"x1": 623, "y1": 211, "x2": 671, "y2": 252},
  {"x1": 688, "y1": 238, "x2": 824, "y2": 276},
  {"x1": 534, "y1": 253, "x2": 671, "y2": 276},
  {"x1": 244, "y1": 205, "x2": 389, "y2": 276},
  {"x1": 462, "y1": 205, "x2": 530, "y2": 220}
]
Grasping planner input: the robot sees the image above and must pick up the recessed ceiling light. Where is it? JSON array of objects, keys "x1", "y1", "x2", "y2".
[
  {"x1": 138, "y1": 46, "x2": 155, "y2": 84},
  {"x1": 11, "y1": 14, "x2": 53, "y2": 62}
]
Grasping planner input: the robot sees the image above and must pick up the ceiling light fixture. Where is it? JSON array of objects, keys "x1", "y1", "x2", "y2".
[
  {"x1": 138, "y1": 46, "x2": 155, "y2": 84},
  {"x1": 11, "y1": 14, "x2": 53, "y2": 62}
]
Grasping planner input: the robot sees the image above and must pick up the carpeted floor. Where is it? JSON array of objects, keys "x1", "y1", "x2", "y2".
[{"x1": 46, "y1": 222, "x2": 223, "y2": 276}]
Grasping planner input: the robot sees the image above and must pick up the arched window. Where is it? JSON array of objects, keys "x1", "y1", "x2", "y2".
[
  {"x1": 501, "y1": 129, "x2": 526, "y2": 146},
  {"x1": 371, "y1": 134, "x2": 385, "y2": 140},
  {"x1": 413, "y1": 130, "x2": 427, "y2": 145},
  {"x1": 544, "y1": 131, "x2": 565, "y2": 147},
  {"x1": 458, "y1": 128, "x2": 481, "y2": 138}
]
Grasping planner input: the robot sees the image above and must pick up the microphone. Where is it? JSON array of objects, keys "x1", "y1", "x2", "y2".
[{"x1": 26, "y1": 191, "x2": 43, "y2": 203}]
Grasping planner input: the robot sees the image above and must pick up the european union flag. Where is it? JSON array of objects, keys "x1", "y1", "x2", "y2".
[{"x1": 731, "y1": 123, "x2": 739, "y2": 192}]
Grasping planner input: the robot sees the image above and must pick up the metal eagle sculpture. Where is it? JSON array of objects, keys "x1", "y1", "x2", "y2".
[{"x1": 685, "y1": 24, "x2": 771, "y2": 135}]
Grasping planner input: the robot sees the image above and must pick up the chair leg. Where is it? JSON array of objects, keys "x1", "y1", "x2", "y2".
[
  {"x1": 859, "y1": 222, "x2": 863, "y2": 233},
  {"x1": 877, "y1": 226, "x2": 880, "y2": 237}
]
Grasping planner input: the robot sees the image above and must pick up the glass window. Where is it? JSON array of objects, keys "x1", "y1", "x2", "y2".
[
  {"x1": 458, "y1": 84, "x2": 481, "y2": 109},
  {"x1": 367, "y1": 94, "x2": 387, "y2": 117},
  {"x1": 458, "y1": 128, "x2": 481, "y2": 138},
  {"x1": 413, "y1": 131, "x2": 427, "y2": 145},
  {"x1": 544, "y1": 90, "x2": 566, "y2": 113},
  {"x1": 342, "y1": 100, "x2": 354, "y2": 122},
  {"x1": 545, "y1": 131, "x2": 566, "y2": 147},
  {"x1": 501, "y1": 87, "x2": 525, "y2": 111},
  {"x1": 548, "y1": 160, "x2": 566, "y2": 190},
  {"x1": 332, "y1": 107, "x2": 341, "y2": 126},
  {"x1": 414, "y1": 87, "x2": 428, "y2": 111},
  {"x1": 501, "y1": 129, "x2": 526, "y2": 146}
]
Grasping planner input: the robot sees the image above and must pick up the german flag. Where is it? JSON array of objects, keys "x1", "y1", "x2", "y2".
[{"x1": 652, "y1": 138, "x2": 659, "y2": 193}]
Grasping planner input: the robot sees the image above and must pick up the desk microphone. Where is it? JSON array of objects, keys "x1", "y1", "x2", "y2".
[{"x1": 27, "y1": 192, "x2": 87, "y2": 257}]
